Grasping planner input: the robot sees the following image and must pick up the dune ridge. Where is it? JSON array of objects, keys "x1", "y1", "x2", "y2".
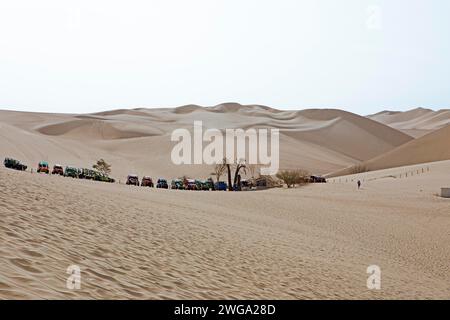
[{"x1": 368, "y1": 107, "x2": 450, "y2": 137}]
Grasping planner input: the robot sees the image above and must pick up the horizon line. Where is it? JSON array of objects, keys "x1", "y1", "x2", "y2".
[{"x1": 0, "y1": 103, "x2": 447, "y2": 117}]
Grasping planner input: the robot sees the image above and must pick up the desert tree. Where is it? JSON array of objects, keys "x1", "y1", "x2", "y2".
[
  {"x1": 222, "y1": 157, "x2": 248, "y2": 191},
  {"x1": 219, "y1": 157, "x2": 233, "y2": 191},
  {"x1": 276, "y1": 169, "x2": 310, "y2": 188},
  {"x1": 211, "y1": 157, "x2": 227, "y2": 183},
  {"x1": 226, "y1": 162, "x2": 232, "y2": 191},
  {"x1": 233, "y1": 158, "x2": 247, "y2": 189},
  {"x1": 93, "y1": 159, "x2": 111, "y2": 176}
]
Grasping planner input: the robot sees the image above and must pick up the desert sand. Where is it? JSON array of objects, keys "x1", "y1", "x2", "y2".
[
  {"x1": 332, "y1": 124, "x2": 450, "y2": 176},
  {"x1": 0, "y1": 104, "x2": 413, "y2": 179},
  {"x1": 368, "y1": 107, "x2": 450, "y2": 138},
  {"x1": 1, "y1": 104, "x2": 450, "y2": 300},
  {"x1": 1, "y1": 159, "x2": 449, "y2": 299}
]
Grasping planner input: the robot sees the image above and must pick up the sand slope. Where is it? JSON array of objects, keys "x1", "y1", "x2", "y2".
[
  {"x1": 364, "y1": 125, "x2": 450, "y2": 170},
  {"x1": 368, "y1": 107, "x2": 450, "y2": 138},
  {"x1": 331, "y1": 125, "x2": 450, "y2": 176},
  {"x1": 0, "y1": 104, "x2": 412, "y2": 179},
  {"x1": 1, "y1": 160, "x2": 449, "y2": 299}
]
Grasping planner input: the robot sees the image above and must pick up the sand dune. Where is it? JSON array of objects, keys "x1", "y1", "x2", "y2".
[
  {"x1": 173, "y1": 104, "x2": 204, "y2": 114},
  {"x1": 364, "y1": 124, "x2": 450, "y2": 170},
  {"x1": 37, "y1": 119, "x2": 161, "y2": 140},
  {"x1": 0, "y1": 104, "x2": 413, "y2": 180},
  {"x1": 331, "y1": 124, "x2": 450, "y2": 176},
  {"x1": 209, "y1": 102, "x2": 279, "y2": 114},
  {"x1": 284, "y1": 109, "x2": 412, "y2": 161},
  {"x1": 92, "y1": 109, "x2": 156, "y2": 117},
  {"x1": 1, "y1": 160, "x2": 449, "y2": 299},
  {"x1": 368, "y1": 107, "x2": 450, "y2": 138}
]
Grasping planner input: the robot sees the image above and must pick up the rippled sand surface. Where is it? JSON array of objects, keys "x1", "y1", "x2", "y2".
[{"x1": 1, "y1": 161, "x2": 450, "y2": 299}]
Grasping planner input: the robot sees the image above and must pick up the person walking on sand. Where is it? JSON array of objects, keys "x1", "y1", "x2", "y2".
[{"x1": 357, "y1": 180, "x2": 361, "y2": 189}]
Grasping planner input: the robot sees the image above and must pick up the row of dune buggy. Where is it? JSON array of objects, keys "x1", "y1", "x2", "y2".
[
  {"x1": 4, "y1": 158, "x2": 115, "y2": 183},
  {"x1": 126, "y1": 175, "x2": 228, "y2": 191},
  {"x1": 4, "y1": 157, "x2": 228, "y2": 191}
]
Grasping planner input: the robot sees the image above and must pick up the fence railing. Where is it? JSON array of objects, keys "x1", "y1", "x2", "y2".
[{"x1": 329, "y1": 166, "x2": 431, "y2": 184}]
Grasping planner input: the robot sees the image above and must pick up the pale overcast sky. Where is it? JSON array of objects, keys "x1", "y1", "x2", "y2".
[{"x1": 0, "y1": 0, "x2": 449, "y2": 115}]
